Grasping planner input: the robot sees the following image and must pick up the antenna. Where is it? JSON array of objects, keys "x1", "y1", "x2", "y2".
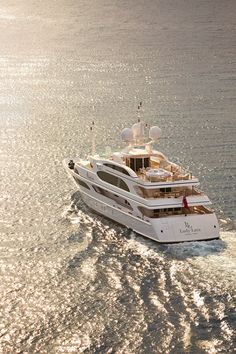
[
  {"x1": 90, "y1": 121, "x2": 96, "y2": 155},
  {"x1": 134, "y1": 101, "x2": 147, "y2": 144},
  {"x1": 137, "y1": 101, "x2": 143, "y2": 122}
]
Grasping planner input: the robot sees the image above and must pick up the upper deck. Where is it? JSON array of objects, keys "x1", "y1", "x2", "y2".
[
  {"x1": 73, "y1": 147, "x2": 197, "y2": 189},
  {"x1": 101, "y1": 147, "x2": 196, "y2": 185}
]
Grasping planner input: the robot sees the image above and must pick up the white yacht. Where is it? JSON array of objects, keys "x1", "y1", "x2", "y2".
[{"x1": 63, "y1": 121, "x2": 219, "y2": 243}]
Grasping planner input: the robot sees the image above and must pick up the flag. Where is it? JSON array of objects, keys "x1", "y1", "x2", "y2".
[{"x1": 182, "y1": 196, "x2": 189, "y2": 209}]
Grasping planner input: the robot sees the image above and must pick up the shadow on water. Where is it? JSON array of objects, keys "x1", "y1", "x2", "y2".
[{"x1": 70, "y1": 192, "x2": 227, "y2": 261}]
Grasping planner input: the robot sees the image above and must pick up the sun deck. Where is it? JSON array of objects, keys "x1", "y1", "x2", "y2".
[
  {"x1": 136, "y1": 168, "x2": 193, "y2": 183},
  {"x1": 111, "y1": 149, "x2": 194, "y2": 183}
]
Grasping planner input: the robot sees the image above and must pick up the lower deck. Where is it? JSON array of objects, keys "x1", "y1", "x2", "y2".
[
  {"x1": 139, "y1": 205, "x2": 213, "y2": 219},
  {"x1": 135, "y1": 185, "x2": 203, "y2": 199}
]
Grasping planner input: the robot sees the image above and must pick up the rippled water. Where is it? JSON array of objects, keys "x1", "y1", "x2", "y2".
[{"x1": 1, "y1": 0, "x2": 236, "y2": 353}]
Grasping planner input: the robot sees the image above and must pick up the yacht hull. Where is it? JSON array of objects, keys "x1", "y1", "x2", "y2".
[{"x1": 80, "y1": 190, "x2": 219, "y2": 243}]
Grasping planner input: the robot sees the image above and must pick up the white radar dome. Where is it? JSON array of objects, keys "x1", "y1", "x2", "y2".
[
  {"x1": 121, "y1": 128, "x2": 133, "y2": 142},
  {"x1": 149, "y1": 126, "x2": 161, "y2": 140}
]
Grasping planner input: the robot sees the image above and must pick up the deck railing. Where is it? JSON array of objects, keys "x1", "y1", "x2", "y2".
[
  {"x1": 137, "y1": 169, "x2": 193, "y2": 183},
  {"x1": 136, "y1": 187, "x2": 203, "y2": 199}
]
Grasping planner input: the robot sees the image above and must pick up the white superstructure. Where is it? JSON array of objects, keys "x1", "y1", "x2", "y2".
[{"x1": 63, "y1": 121, "x2": 219, "y2": 243}]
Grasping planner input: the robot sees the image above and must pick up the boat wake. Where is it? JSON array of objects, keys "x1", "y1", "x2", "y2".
[{"x1": 59, "y1": 198, "x2": 236, "y2": 353}]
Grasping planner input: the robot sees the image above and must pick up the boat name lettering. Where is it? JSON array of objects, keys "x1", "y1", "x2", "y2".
[{"x1": 179, "y1": 221, "x2": 201, "y2": 234}]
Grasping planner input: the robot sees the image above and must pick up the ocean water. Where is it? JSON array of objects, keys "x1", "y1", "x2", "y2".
[{"x1": 0, "y1": 0, "x2": 236, "y2": 353}]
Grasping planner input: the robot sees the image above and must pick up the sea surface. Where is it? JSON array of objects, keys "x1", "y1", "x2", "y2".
[{"x1": 0, "y1": 0, "x2": 236, "y2": 353}]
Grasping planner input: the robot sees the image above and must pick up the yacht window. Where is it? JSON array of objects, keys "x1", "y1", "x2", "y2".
[
  {"x1": 92, "y1": 185, "x2": 132, "y2": 209},
  {"x1": 143, "y1": 157, "x2": 150, "y2": 168},
  {"x1": 97, "y1": 171, "x2": 130, "y2": 191},
  {"x1": 160, "y1": 187, "x2": 172, "y2": 193},
  {"x1": 73, "y1": 177, "x2": 90, "y2": 190},
  {"x1": 104, "y1": 163, "x2": 130, "y2": 176},
  {"x1": 135, "y1": 158, "x2": 143, "y2": 171},
  {"x1": 139, "y1": 206, "x2": 184, "y2": 218},
  {"x1": 129, "y1": 157, "x2": 150, "y2": 172}
]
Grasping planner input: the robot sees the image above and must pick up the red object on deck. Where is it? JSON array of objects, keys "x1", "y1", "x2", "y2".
[{"x1": 182, "y1": 196, "x2": 189, "y2": 209}]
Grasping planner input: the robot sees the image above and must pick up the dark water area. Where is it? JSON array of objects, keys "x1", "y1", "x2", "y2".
[{"x1": 0, "y1": 0, "x2": 236, "y2": 353}]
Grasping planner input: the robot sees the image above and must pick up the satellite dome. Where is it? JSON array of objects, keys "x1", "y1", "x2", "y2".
[
  {"x1": 149, "y1": 126, "x2": 161, "y2": 140},
  {"x1": 121, "y1": 128, "x2": 133, "y2": 142}
]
